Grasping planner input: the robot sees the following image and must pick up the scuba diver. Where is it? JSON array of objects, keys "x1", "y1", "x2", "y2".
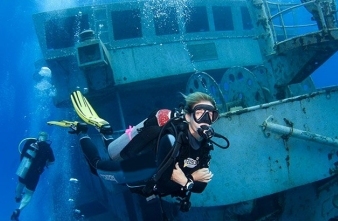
[
  {"x1": 49, "y1": 90, "x2": 229, "y2": 216},
  {"x1": 11, "y1": 132, "x2": 55, "y2": 221}
]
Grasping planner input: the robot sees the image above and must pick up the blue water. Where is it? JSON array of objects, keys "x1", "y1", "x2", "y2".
[{"x1": 1, "y1": 0, "x2": 338, "y2": 220}]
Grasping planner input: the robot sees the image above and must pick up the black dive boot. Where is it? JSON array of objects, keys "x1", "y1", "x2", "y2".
[
  {"x1": 11, "y1": 209, "x2": 20, "y2": 221},
  {"x1": 69, "y1": 122, "x2": 88, "y2": 134},
  {"x1": 100, "y1": 124, "x2": 114, "y2": 148}
]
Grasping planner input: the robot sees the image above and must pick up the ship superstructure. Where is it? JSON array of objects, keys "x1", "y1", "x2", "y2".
[{"x1": 32, "y1": 0, "x2": 338, "y2": 220}]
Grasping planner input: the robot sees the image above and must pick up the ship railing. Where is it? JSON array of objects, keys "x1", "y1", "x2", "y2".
[{"x1": 265, "y1": 0, "x2": 337, "y2": 43}]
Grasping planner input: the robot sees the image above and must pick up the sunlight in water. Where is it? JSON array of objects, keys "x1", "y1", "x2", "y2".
[
  {"x1": 36, "y1": 0, "x2": 132, "y2": 12},
  {"x1": 36, "y1": 0, "x2": 80, "y2": 11}
]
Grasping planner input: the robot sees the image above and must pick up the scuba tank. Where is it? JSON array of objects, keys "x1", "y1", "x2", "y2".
[{"x1": 16, "y1": 141, "x2": 39, "y2": 179}]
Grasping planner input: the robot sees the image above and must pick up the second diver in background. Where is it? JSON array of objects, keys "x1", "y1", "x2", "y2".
[{"x1": 11, "y1": 132, "x2": 55, "y2": 221}]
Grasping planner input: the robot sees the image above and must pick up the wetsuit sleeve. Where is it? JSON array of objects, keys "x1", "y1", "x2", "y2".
[
  {"x1": 153, "y1": 134, "x2": 183, "y2": 194},
  {"x1": 191, "y1": 181, "x2": 207, "y2": 193},
  {"x1": 156, "y1": 163, "x2": 182, "y2": 194},
  {"x1": 190, "y1": 151, "x2": 211, "y2": 193}
]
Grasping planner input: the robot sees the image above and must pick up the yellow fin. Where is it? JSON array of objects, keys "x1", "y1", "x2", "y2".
[
  {"x1": 47, "y1": 120, "x2": 78, "y2": 128},
  {"x1": 70, "y1": 91, "x2": 109, "y2": 128}
]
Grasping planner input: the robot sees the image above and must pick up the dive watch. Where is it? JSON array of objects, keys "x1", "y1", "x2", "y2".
[{"x1": 184, "y1": 178, "x2": 194, "y2": 191}]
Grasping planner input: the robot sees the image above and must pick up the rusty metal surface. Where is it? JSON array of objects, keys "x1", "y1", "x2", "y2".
[{"x1": 191, "y1": 86, "x2": 338, "y2": 206}]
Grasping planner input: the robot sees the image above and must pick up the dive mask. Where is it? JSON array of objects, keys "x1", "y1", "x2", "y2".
[{"x1": 192, "y1": 104, "x2": 219, "y2": 124}]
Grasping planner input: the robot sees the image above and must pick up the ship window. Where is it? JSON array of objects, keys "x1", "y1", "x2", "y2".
[
  {"x1": 241, "y1": 6, "x2": 253, "y2": 30},
  {"x1": 111, "y1": 10, "x2": 142, "y2": 40},
  {"x1": 154, "y1": 7, "x2": 179, "y2": 35},
  {"x1": 212, "y1": 6, "x2": 234, "y2": 31},
  {"x1": 185, "y1": 7, "x2": 209, "y2": 33},
  {"x1": 45, "y1": 15, "x2": 89, "y2": 50}
]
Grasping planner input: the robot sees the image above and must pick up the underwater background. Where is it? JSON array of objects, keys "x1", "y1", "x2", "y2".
[{"x1": 1, "y1": 0, "x2": 338, "y2": 220}]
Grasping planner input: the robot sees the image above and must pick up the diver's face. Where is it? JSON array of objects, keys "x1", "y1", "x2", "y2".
[
  {"x1": 186, "y1": 101, "x2": 218, "y2": 140},
  {"x1": 38, "y1": 135, "x2": 47, "y2": 141}
]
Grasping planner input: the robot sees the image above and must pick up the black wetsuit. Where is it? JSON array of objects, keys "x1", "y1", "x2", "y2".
[
  {"x1": 19, "y1": 139, "x2": 55, "y2": 191},
  {"x1": 155, "y1": 131, "x2": 212, "y2": 197},
  {"x1": 79, "y1": 128, "x2": 212, "y2": 197}
]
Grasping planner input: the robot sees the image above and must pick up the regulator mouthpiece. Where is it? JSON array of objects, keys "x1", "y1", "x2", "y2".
[{"x1": 197, "y1": 125, "x2": 214, "y2": 139}]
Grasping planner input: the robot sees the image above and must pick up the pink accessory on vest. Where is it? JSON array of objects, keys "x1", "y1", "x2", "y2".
[{"x1": 125, "y1": 125, "x2": 133, "y2": 140}]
